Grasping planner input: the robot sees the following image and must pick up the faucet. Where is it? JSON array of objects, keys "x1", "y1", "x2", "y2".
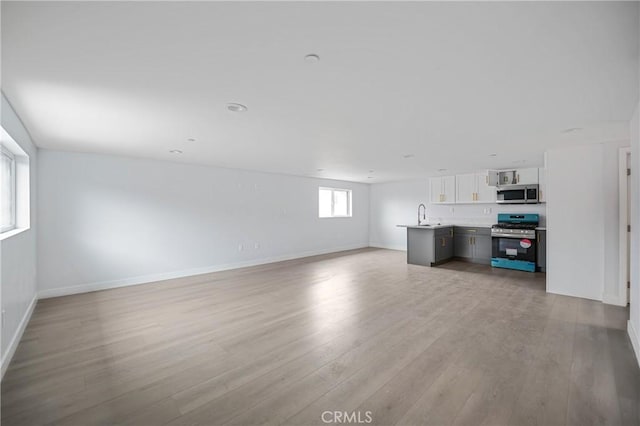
[{"x1": 418, "y1": 203, "x2": 427, "y2": 225}]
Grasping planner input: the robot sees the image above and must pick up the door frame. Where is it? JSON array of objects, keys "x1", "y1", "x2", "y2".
[{"x1": 618, "y1": 147, "x2": 631, "y2": 306}]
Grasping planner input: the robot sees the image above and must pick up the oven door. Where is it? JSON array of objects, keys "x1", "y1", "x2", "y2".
[{"x1": 492, "y1": 236, "x2": 536, "y2": 262}]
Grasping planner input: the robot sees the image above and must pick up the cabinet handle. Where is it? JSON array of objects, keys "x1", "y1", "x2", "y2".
[
  {"x1": 486, "y1": 175, "x2": 488, "y2": 184},
  {"x1": 469, "y1": 237, "x2": 472, "y2": 245},
  {"x1": 516, "y1": 174, "x2": 520, "y2": 183},
  {"x1": 473, "y1": 237, "x2": 476, "y2": 244},
  {"x1": 442, "y1": 237, "x2": 445, "y2": 247}
]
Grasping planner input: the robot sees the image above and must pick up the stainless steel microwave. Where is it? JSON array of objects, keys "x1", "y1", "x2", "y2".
[{"x1": 496, "y1": 184, "x2": 539, "y2": 204}]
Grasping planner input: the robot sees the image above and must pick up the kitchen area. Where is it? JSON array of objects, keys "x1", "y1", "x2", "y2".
[{"x1": 398, "y1": 168, "x2": 547, "y2": 273}]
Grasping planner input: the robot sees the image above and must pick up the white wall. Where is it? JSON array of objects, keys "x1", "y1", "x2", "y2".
[
  {"x1": 630, "y1": 103, "x2": 640, "y2": 365},
  {"x1": 37, "y1": 150, "x2": 369, "y2": 297},
  {"x1": 369, "y1": 179, "x2": 546, "y2": 251},
  {"x1": 369, "y1": 180, "x2": 429, "y2": 250},
  {"x1": 546, "y1": 141, "x2": 628, "y2": 302},
  {"x1": 0, "y1": 94, "x2": 38, "y2": 375}
]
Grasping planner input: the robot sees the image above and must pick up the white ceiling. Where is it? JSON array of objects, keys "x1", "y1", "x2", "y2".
[{"x1": 2, "y1": 1, "x2": 639, "y2": 183}]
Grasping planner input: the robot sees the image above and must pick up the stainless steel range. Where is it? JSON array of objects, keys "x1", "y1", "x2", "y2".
[{"x1": 490, "y1": 213, "x2": 539, "y2": 272}]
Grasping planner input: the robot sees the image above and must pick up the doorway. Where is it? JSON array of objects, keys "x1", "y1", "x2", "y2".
[{"x1": 619, "y1": 147, "x2": 631, "y2": 306}]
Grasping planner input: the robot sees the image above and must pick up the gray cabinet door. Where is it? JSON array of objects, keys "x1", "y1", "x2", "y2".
[
  {"x1": 536, "y1": 230, "x2": 546, "y2": 271},
  {"x1": 454, "y1": 235, "x2": 473, "y2": 258},
  {"x1": 435, "y1": 235, "x2": 454, "y2": 263},
  {"x1": 473, "y1": 235, "x2": 492, "y2": 263},
  {"x1": 407, "y1": 228, "x2": 435, "y2": 266}
]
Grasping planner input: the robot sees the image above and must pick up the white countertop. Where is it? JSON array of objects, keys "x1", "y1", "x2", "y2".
[
  {"x1": 398, "y1": 224, "x2": 547, "y2": 231},
  {"x1": 397, "y1": 223, "x2": 493, "y2": 229}
]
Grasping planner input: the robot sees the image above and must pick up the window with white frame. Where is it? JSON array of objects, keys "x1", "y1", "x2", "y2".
[
  {"x1": 1, "y1": 146, "x2": 16, "y2": 233},
  {"x1": 319, "y1": 187, "x2": 352, "y2": 218},
  {"x1": 1, "y1": 125, "x2": 30, "y2": 239}
]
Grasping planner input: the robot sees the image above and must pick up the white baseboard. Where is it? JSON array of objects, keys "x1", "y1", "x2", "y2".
[
  {"x1": 38, "y1": 244, "x2": 370, "y2": 299},
  {"x1": 368, "y1": 242, "x2": 406, "y2": 251},
  {"x1": 602, "y1": 293, "x2": 628, "y2": 307},
  {"x1": 1, "y1": 293, "x2": 37, "y2": 379},
  {"x1": 628, "y1": 320, "x2": 640, "y2": 368}
]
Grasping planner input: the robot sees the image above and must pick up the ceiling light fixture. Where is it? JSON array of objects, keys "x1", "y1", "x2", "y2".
[
  {"x1": 304, "y1": 54, "x2": 320, "y2": 63},
  {"x1": 562, "y1": 127, "x2": 582, "y2": 133},
  {"x1": 489, "y1": 153, "x2": 497, "y2": 157},
  {"x1": 187, "y1": 138, "x2": 196, "y2": 142},
  {"x1": 227, "y1": 103, "x2": 248, "y2": 112},
  {"x1": 367, "y1": 177, "x2": 373, "y2": 179},
  {"x1": 316, "y1": 168, "x2": 324, "y2": 172},
  {"x1": 403, "y1": 154, "x2": 415, "y2": 159},
  {"x1": 169, "y1": 149, "x2": 183, "y2": 154},
  {"x1": 438, "y1": 168, "x2": 447, "y2": 172}
]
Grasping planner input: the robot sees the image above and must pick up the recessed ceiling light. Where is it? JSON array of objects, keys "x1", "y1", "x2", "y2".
[
  {"x1": 367, "y1": 177, "x2": 373, "y2": 179},
  {"x1": 437, "y1": 168, "x2": 447, "y2": 172},
  {"x1": 169, "y1": 149, "x2": 183, "y2": 154},
  {"x1": 403, "y1": 154, "x2": 415, "y2": 159},
  {"x1": 369, "y1": 170, "x2": 374, "y2": 173},
  {"x1": 562, "y1": 127, "x2": 582, "y2": 133},
  {"x1": 489, "y1": 153, "x2": 497, "y2": 157},
  {"x1": 304, "y1": 54, "x2": 320, "y2": 63},
  {"x1": 227, "y1": 103, "x2": 248, "y2": 112},
  {"x1": 316, "y1": 168, "x2": 324, "y2": 172},
  {"x1": 187, "y1": 138, "x2": 196, "y2": 142}
]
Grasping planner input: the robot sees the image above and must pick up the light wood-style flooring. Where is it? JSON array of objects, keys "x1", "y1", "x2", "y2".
[{"x1": 2, "y1": 248, "x2": 639, "y2": 425}]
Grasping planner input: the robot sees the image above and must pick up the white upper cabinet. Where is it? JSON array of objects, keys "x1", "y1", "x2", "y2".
[
  {"x1": 430, "y1": 168, "x2": 537, "y2": 205},
  {"x1": 538, "y1": 168, "x2": 546, "y2": 203},
  {"x1": 514, "y1": 168, "x2": 539, "y2": 185},
  {"x1": 455, "y1": 172, "x2": 496, "y2": 204},
  {"x1": 475, "y1": 171, "x2": 497, "y2": 203},
  {"x1": 429, "y1": 176, "x2": 456, "y2": 204},
  {"x1": 442, "y1": 176, "x2": 456, "y2": 203},
  {"x1": 488, "y1": 168, "x2": 539, "y2": 186},
  {"x1": 455, "y1": 173, "x2": 476, "y2": 203},
  {"x1": 429, "y1": 177, "x2": 443, "y2": 204}
]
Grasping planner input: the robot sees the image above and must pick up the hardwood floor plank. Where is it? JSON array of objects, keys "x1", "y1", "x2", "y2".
[{"x1": 0, "y1": 249, "x2": 637, "y2": 426}]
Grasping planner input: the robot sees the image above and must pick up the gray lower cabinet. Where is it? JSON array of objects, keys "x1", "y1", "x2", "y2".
[
  {"x1": 434, "y1": 230, "x2": 454, "y2": 263},
  {"x1": 537, "y1": 230, "x2": 546, "y2": 272},
  {"x1": 453, "y1": 227, "x2": 492, "y2": 265},
  {"x1": 454, "y1": 235, "x2": 474, "y2": 258},
  {"x1": 473, "y1": 235, "x2": 492, "y2": 263},
  {"x1": 407, "y1": 227, "x2": 454, "y2": 266}
]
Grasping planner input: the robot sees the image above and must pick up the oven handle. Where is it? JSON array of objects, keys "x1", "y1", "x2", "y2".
[{"x1": 491, "y1": 233, "x2": 536, "y2": 239}]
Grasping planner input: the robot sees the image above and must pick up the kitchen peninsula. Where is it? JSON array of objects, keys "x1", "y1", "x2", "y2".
[{"x1": 398, "y1": 224, "x2": 492, "y2": 267}]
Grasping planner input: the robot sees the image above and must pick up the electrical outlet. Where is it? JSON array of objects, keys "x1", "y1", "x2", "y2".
[
  {"x1": 449, "y1": 207, "x2": 454, "y2": 213},
  {"x1": 254, "y1": 243, "x2": 260, "y2": 249},
  {"x1": 238, "y1": 244, "x2": 243, "y2": 252}
]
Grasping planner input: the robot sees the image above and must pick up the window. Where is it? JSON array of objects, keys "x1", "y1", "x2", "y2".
[
  {"x1": 1, "y1": 146, "x2": 16, "y2": 233},
  {"x1": 0, "y1": 125, "x2": 30, "y2": 239},
  {"x1": 319, "y1": 187, "x2": 352, "y2": 218}
]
